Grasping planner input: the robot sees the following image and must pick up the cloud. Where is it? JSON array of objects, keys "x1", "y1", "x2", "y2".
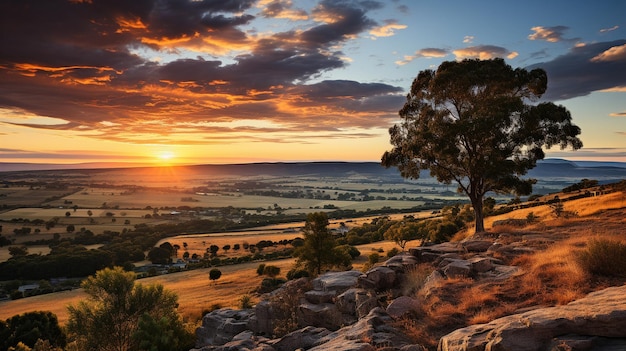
[
  {"x1": 591, "y1": 43, "x2": 626, "y2": 62},
  {"x1": 0, "y1": 0, "x2": 403, "y2": 144},
  {"x1": 526, "y1": 40, "x2": 626, "y2": 101},
  {"x1": 453, "y1": 45, "x2": 518, "y2": 60},
  {"x1": 528, "y1": 26, "x2": 574, "y2": 42},
  {"x1": 600, "y1": 25, "x2": 619, "y2": 33},
  {"x1": 369, "y1": 20, "x2": 407, "y2": 38},
  {"x1": 610, "y1": 111, "x2": 626, "y2": 117},
  {"x1": 395, "y1": 48, "x2": 448, "y2": 65},
  {"x1": 258, "y1": 0, "x2": 309, "y2": 20},
  {"x1": 463, "y1": 36, "x2": 474, "y2": 43}
]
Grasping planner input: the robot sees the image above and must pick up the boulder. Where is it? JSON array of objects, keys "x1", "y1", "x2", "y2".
[
  {"x1": 196, "y1": 308, "x2": 255, "y2": 347},
  {"x1": 438, "y1": 285, "x2": 626, "y2": 351},
  {"x1": 269, "y1": 326, "x2": 332, "y2": 351},
  {"x1": 386, "y1": 296, "x2": 420, "y2": 319},
  {"x1": 467, "y1": 257, "x2": 493, "y2": 273},
  {"x1": 304, "y1": 289, "x2": 336, "y2": 304},
  {"x1": 308, "y1": 308, "x2": 424, "y2": 351},
  {"x1": 442, "y1": 260, "x2": 471, "y2": 278},
  {"x1": 363, "y1": 266, "x2": 396, "y2": 291},
  {"x1": 297, "y1": 301, "x2": 343, "y2": 331},
  {"x1": 312, "y1": 271, "x2": 364, "y2": 293},
  {"x1": 461, "y1": 240, "x2": 493, "y2": 252},
  {"x1": 420, "y1": 270, "x2": 444, "y2": 298},
  {"x1": 336, "y1": 288, "x2": 378, "y2": 319}
]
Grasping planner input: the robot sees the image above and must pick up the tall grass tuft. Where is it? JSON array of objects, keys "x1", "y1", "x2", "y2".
[{"x1": 576, "y1": 238, "x2": 626, "y2": 278}]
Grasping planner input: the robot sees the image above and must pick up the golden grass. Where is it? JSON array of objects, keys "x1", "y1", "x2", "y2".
[
  {"x1": 400, "y1": 191, "x2": 626, "y2": 349},
  {"x1": 0, "y1": 239, "x2": 403, "y2": 326}
]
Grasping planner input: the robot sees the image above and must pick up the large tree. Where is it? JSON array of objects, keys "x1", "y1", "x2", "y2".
[
  {"x1": 67, "y1": 267, "x2": 190, "y2": 351},
  {"x1": 382, "y1": 59, "x2": 582, "y2": 233}
]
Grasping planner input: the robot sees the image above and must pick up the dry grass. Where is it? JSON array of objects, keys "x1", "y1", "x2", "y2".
[{"x1": 400, "y1": 190, "x2": 626, "y2": 350}]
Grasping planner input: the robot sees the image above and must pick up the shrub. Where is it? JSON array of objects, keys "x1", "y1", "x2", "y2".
[
  {"x1": 368, "y1": 253, "x2": 380, "y2": 265},
  {"x1": 263, "y1": 265, "x2": 280, "y2": 278},
  {"x1": 576, "y1": 239, "x2": 626, "y2": 278},
  {"x1": 386, "y1": 247, "x2": 400, "y2": 258},
  {"x1": 239, "y1": 294, "x2": 254, "y2": 309},
  {"x1": 286, "y1": 269, "x2": 309, "y2": 280},
  {"x1": 256, "y1": 264, "x2": 266, "y2": 276}
]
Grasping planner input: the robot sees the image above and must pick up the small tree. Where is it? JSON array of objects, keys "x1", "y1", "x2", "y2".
[
  {"x1": 382, "y1": 58, "x2": 582, "y2": 233},
  {"x1": 209, "y1": 269, "x2": 222, "y2": 284},
  {"x1": 384, "y1": 222, "x2": 422, "y2": 250},
  {"x1": 66, "y1": 267, "x2": 182, "y2": 351},
  {"x1": 294, "y1": 212, "x2": 347, "y2": 275}
]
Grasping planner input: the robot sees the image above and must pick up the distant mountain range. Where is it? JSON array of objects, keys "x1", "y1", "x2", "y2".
[{"x1": 1, "y1": 159, "x2": 626, "y2": 184}]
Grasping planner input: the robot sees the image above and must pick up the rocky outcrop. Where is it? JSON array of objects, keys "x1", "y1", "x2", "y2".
[
  {"x1": 438, "y1": 285, "x2": 626, "y2": 351},
  {"x1": 195, "y1": 308, "x2": 255, "y2": 347},
  {"x1": 193, "y1": 228, "x2": 626, "y2": 351}
]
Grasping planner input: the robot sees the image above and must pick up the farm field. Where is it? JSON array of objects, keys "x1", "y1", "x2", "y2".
[{"x1": 0, "y1": 239, "x2": 407, "y2": 324}]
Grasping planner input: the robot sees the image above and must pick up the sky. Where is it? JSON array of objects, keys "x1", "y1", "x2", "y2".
[{"x1": 0, "y1": 0, "x2": 625, "y2": 167}]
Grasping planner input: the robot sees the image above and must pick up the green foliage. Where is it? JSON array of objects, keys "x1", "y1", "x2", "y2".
[
  {"x1": 368, "y1": 253, "x2": 380, "y2": 265},
  {"x1": 258, "y1": 278, "x2": 287, "y2": 293},
  {"x1": 8, "y1": 246, "x2": 28, "y2": 257},
  {"x1": 294, "y1": 212, "x2": 351, "y2": 275},
  {"x1": 0, "y1": 312, "x2": 66, "y2": 351},
  {"x1": 384, "y1": 221, "x2": 424, "y2": 250},
  {"x1": 262, "y1": 265, "x2": 281, "y2": 278},
  {"x1": 382, "y1": 58, "x2": 582, "y2": 233},
  {"x1": 66, "y1": 267, "x2": 181, "y2": 351},
  {"x1": 0, "y1": 248, "x2": 112, "y2": 280},
  {"x1": 148, "y1": 247, "x2": 172, "y2": 264},
  {"x1": 256, "y1": 263, "x2": 266, "y2": 276},
  {"x1": 386, "y1": 247, "x2": 400, "y2": 258},
  {"x1": 133, "y1": 314, "x2": 195, "y2": 351},
  {"x1": 576, "y1": 239, "x2": 626, "y2": 278},
  {"x1": 238, "y1": 294, "x2": 254, "y2": 309},
  {"x1": 286, "y1": 269, "x2": 310, "y2": 280}
]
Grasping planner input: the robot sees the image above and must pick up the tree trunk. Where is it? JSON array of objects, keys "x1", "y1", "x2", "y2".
[{"x1": 470, "y1": 196, "x2": 485, "y2": 233}]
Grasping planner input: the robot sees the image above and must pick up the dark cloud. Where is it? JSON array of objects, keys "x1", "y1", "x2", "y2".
[
  {"x1": 0, "y1": 0, "x2": 403, "y2": 141},
  {"x1": 302, "y1": 0, "x2": 379, "y2": 45},
  {"x1": 527, "y1": 40, "x2": 626, "y2": 101}
]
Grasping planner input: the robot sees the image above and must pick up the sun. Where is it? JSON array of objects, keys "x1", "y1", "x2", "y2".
[{"x1": 157, "y1": 151, "x2": 175, "y2": 164}]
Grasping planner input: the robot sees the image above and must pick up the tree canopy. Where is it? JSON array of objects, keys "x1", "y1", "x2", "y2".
[
  {"x1": 382, "y1": 59, "x2": 582, "y2": 233},
  {"x1": 66, "y1": 267, "x2": 190, "y2": 351},
  {"x1": 294, "y1": 212, "x2": 351, "y2": 275}
]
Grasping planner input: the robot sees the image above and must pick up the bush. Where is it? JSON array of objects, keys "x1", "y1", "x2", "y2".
[
  {"x1": 386, "y1": 247, "x2": 400, "y2": 258},
  {"x1": 263, "y1": 265, "x2": 280, "y2": 278},
  {"x1": 239, "y1": 294, "x2": 254, "y2": 309},
  {"x1": 286, "y1": 269, "x2": 309, "y2": 280},
  {"x1": 258, "y1": 278, "x2": 286, "y2": 293},
  {"x1": 368, "y1": 253, "x2": 380, "y2": 265},
  {"x1": 576, "y1": 239, "x2": 626, "y2": 278},
  {"x1": 256, "y1": 264, "x2": 266, "y2": 276}
]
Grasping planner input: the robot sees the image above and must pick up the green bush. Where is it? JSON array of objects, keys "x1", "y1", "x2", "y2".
[
  {"x1": 239, "y1": 294, "x2": 254, "y2": 309},
  {"x1": 576, "y1": 239, "x2": 626, "y2": 277}
]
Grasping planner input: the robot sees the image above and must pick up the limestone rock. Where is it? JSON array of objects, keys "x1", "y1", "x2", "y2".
[
  {"x1": 438, "y1": 285, "x2": 626, "y2": 351},
  {"x1": 312, "y1": 271, "x2": 364, "y2": 293},
  {"x1": 363, "y1": 266, "x2": 396, "y2": 291},
  {"x1": 270, "y1": 326, "x2": 331, "y2": 351},
  {"x1": 386, "y1": 296, "x2": 420, "y2": 319},
  {"x1": 297, "y1": 301, "x2": 343, "y2": 331},
  {"x1": 196, "y1": 308, "x2": 255, "y2": 347},
  {"x1": 442, "y1": 260, "x2": 470, "y2": 278}
]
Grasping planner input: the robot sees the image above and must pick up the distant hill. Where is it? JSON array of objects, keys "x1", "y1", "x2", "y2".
[{"x1": 1, "y1": 159, "x2": 625, "y2": 185}]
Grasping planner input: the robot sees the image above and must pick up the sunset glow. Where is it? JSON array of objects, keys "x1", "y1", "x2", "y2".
[{"x1": 0, "y1": 1, "x2": 625, "y2": 167}]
